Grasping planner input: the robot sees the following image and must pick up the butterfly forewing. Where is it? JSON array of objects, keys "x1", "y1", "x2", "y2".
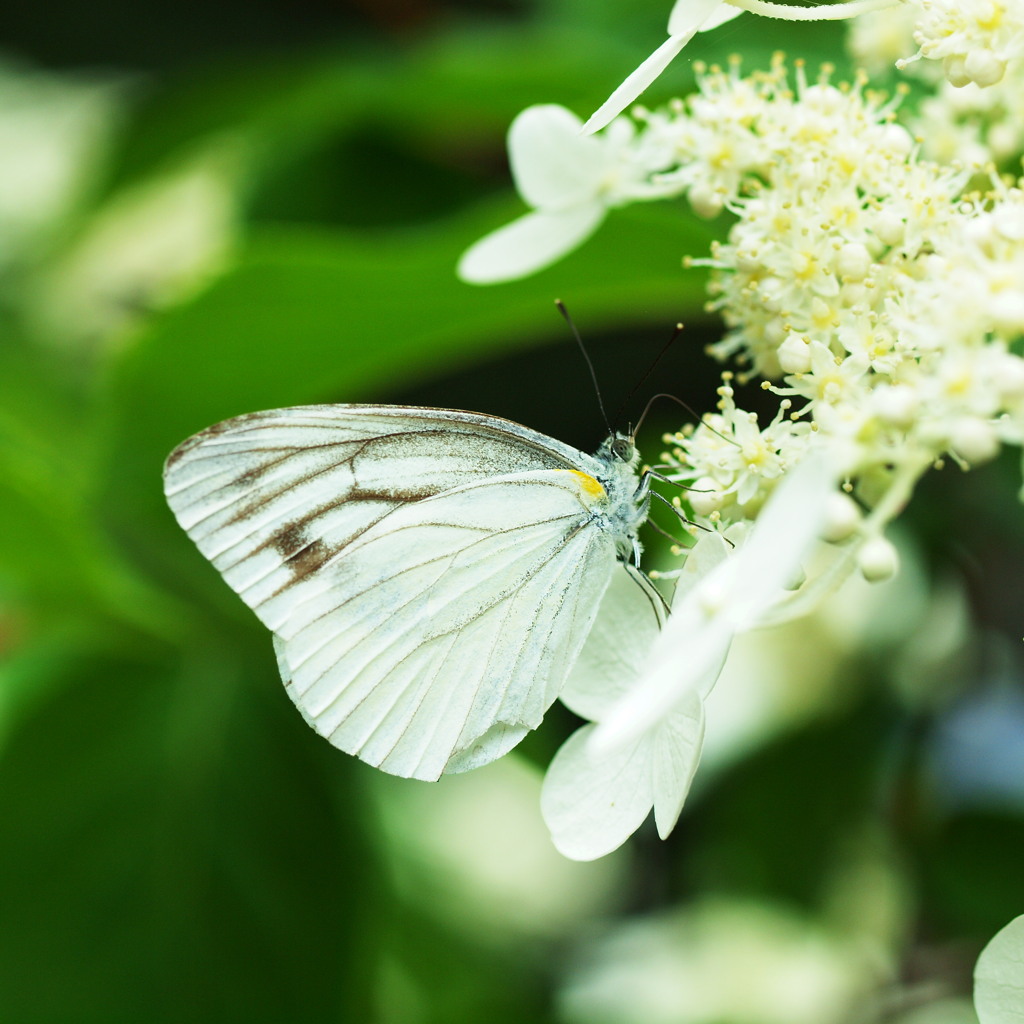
[
  {"x1": 164, "y1": 406, "x2": 596, "y2": 630},
  {"x1": 165, "y1": 405, "x2": 626, "y2": 780}
]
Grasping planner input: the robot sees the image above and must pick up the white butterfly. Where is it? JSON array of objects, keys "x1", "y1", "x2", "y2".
[{"x1": 163, "y1": 404, "x2": 664, "y2": 781}]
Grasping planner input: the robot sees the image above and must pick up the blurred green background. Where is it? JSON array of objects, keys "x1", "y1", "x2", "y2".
[{"x1": 1, "y1": 1, "x2": 1023, "y2": 1021}]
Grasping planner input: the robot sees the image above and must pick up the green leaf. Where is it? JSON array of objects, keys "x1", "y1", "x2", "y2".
[
  {"x1": 0, "y1": 642, "x2": 380, "y2": 1023},
  {"x1": 918, "y1": 812, "x2": 1024, "y2": 937},
  {"x1": 682, "y1": 698, "x2": 893, "y2": 907}
]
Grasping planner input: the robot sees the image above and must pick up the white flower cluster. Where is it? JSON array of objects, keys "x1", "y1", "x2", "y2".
[
  {"x1": 460, "y1": 56, "x2": 1024, "y2": 859},
  {"x1": 663, "y1": 61, "x2": 1024, "y2": 519},
  {"x1": 897, "y1": 0, "x2": 1024, "y2": 88},
  {"x1": 465, "y1": 60, "x2": 1024, "y2": 534},
  {"x1": 911, "y1": 65, "x2": 1024, "y2": 167},
  {"x1": 575, "y1": 0, "x2": 902, "y2": 135},
  {"x1": 850, "y1": 6, "x2": 1024, "y2": 166},
  {"x1": 574, "y1": 0, "x2": 1024, "y2": 137}
]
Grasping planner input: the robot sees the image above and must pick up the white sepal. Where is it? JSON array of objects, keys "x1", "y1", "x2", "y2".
[
  {"x1": 584, "y1": 0, "x2": 734, "y2": 135},
  {"x1": 582, "y1": 34, "x2": 693, "y2": 136},
  {"x1": 652, "y1": 688, "x2": 706, "y2": 838},
  {"x1": 591, "y1": 452, "x2": 836, "y2": 755},
  {"x1": 509, "y1": 105, "x2": 608, "y2": 208},
  {"x1": 542, "y1": 723, "x2": 658, "y2": 860},
  {"x1": 457, "y1": 204, "x2": 605, "y2": 284},
  {"x1": 669, "y1": 0, "x2": 741, "y2": 34},
  {"x1": 544, "y1": 565, "x2": 705, "y2": 860},
  {"x1": 458, "y1": 104, "x2": 622, "y2": 283},
  {"x1": 974, "y1": 914, "x2": 1024, "y2": 1024}
]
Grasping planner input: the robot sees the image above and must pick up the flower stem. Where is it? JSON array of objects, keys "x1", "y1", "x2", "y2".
[{"x1": 864, "y1": 454, "x2": 931, "y2": 533}]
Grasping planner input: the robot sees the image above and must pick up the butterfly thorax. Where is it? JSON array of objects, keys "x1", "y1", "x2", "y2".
[{"x1": 592, "y1": 433, "x2": 646, "y2": 565}]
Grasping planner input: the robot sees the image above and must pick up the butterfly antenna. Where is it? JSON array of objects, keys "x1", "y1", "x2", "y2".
[
  {"x1": 614, "y1": 322, "x2": 686, "y2": 433},
  {"x1": 634, "y1": 391, "x2": 741, "y2": 448},
  {"x1": 556, "y1": 300, "x2": 612, "y2": 436}
]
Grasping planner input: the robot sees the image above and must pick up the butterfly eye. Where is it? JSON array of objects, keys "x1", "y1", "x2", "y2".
[{"x1": 611, "y1": 438, "x2": 634, "y2": 462}]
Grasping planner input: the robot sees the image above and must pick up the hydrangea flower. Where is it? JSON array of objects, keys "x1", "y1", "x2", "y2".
[
  {"x1": 974, "y1": 915, "x2": 1024, "y2": 1024},
  {"x1": 582, "y1": 0, "x2": 902, "y2": 134},
  {"x1": 543, "y1": 454, "x2": 836, "y2": 859},
  {"x1": 898, "y1": 0, "x2": 1024, "y2": 88},
  {"x1": 541, "y1": 566, "x2": 709, "y2": 860},
  {"x1": 464, "y1": 58, "x2": 1024, "y2": 529},
  {"x1": 458, "y1": 46, "x2": 1024, "y2": 858},
  {"x1": 458, "y1": 104, "x2": 675, "y2": 284}
]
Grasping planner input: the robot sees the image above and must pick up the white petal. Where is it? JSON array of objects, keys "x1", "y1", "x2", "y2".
[
  {"x1": 725, "y1": 451, "x2": 836, "y2": 627},
  {"x1": 583, "y1": 0, "x2": 739, "y2": 137},
  {"x1": 590, "y1": 621, "x2": 730, "y2": 755},
  {"x1": 457, "y1": 204, "x2": 605, "y2": 284},
  {"x1": 561, "y1": 565, "x2": 665, "y2": 721},
  {"x1": 541, "y1": 723, "x2": 655, "y2": 861},
  {"x1": 975, "y1": 915, "x2": 1024, "y2": 1024},
  {"x1": 696, "y1": 2, "x2": 744, "y2": 32},
  {"x1": 591, "y1": 452, "x2": 836, "y2": 754},
  {"x1": 758, "y1": 538, "x2": 858, "y2": 628},
  {"x1": 670, "y1": 530, "x2": 731, "y2": 605},
  {"x1": 509, "y1": 105, "x2": 608, "y2": 209},
  {"x1": 668, "y1": 0, "x2": 735, "y2": 35},
  {"x1": 582, "y1": 33, "x2": 692, "y2": 136},
  {"x1": 652, "y1": 691, "x2": 706, "y2": 838}
]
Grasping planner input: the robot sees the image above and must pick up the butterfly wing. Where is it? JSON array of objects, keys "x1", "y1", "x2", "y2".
[
  {"x1": 272, "y1": 471, "x2": 619, "y2": 780},
  {"x1": 164, "y1": 404, "x2": 620, "y2": 780},
  {"x1": 164, "y1": 404, "x2": 599, "y2": 627}
]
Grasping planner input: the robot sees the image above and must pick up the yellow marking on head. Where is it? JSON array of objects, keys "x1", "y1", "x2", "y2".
[{"x1": 566, "y1": 470, "x2": 606, "y2": 501}]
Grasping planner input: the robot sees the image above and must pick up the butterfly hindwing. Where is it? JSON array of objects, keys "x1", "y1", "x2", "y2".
[{"x1": 273, "y1": 472, "x2": 618, "y2": 779}]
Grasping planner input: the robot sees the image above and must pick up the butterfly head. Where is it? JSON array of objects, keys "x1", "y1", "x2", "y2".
[
  {"x1": 592, "y1": 432, "x2": 646, "y2": 565},
  {"x1": 598, "y1": 432, "x2": 639, "y2": 468}
]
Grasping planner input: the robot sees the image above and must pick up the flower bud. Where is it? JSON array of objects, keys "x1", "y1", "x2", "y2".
[
  {"x1": 836, "y1": 242, "x2": 872, "y2": 282},
  {"x1": 964, "y1": 48, "x2": 1006, "y2": 87},
  {"x1": 778, "y1": 332, "x2": 812, "y2": 374},
  {"x1": 950, "y1": 419, "x2": 1000, "y2": 465},
  {"x1": 859, "y1": 536, "x2": 899, "y2": 582},
  {"x1": 995, "y1": 357, "x2": 1024, "y2": 401},
  {"x1": 688, "y1": 478, "x2": 726, "y2": 517},
  {"x1": 689, "y1": 184, "x2": 724, "y2": 219},
  {"x1": 821, "y1": 492, "x2": 862, "y2": 543},
  {"x1": 874, "y1": 210, "x2": 905, "y2": 247},
  {"x1": 990, "y1": 292, "x2": 1024, "y2": 334},
  {"x1": 943, "y1": 54, "x2": 972, "y2": 88},
  {"x1": 873, "y1": 384, "x2": 920, "y2": 428}
]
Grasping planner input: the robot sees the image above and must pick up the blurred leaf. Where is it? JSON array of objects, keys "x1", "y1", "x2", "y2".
[
  {"x1": 0, "y1": 338, "x2": 108, "y2": 604},
  {"x1": 0, "y1": 337, "x2": 188, "y2": 639},
  {"x1": 106, "y1": 27, "x2": 652, "y2": 192},
  {"x1": 383, "y1": 905, "x2": 559, "y2": 1024},
  {"x1": 916, "y1": 811, "x2": 1024, "y2": 940},
  {"x1": 682, "y1": 696, "x2": 894, "y2": 908},
  {"x1": 0, "y1": 640, "x2": 381, "y2": 1023}
]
